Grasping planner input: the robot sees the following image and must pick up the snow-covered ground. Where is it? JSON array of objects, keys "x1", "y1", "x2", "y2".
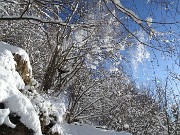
[
  {"x1": 0, "y1": 41, "x2": 131, "y2": 135},
  {"x1": 61, "y1": 123, "x2": 131, "y2": 135}
]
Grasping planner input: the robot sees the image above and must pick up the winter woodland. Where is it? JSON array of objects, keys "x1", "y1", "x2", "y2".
[{"x1": 0, "y1": 0, "x2": 179, "y2": 135}]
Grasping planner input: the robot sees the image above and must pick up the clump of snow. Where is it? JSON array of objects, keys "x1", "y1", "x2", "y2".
[
  {"x1": 109, "y1": 67, "x2": 119, "y2": 72},
  {"x1": 23, "y1": 87, "x2": 67, "y2": 135},
  {"x1": 124, "y1": 124, "x2": 129, "y2": 129},
  {"x1": 0, "y1": 50, "x2": 25, "y2": 89},
  {"x1": 0, "y1": 41, "x2": 32, "y2": 77},
  {"x1": 0, "y1": 108, "x2": 15, "y2": 128},
  {"x1": 24, "y1": 89, "x2": 66, "y2": 124},
  {"x1": 0, "y1": 42, "x2": 42, "y2": 135},
  {"x1": 90, "y1": 64, "x2": 97, "y2": 70},
  {"x1": 74, "y1": 29, "x2": 87, "y2": 47},
  {"x1": 51, "y1": 123, "x2": 64, "y2": 135},
  {"x1": 146, "y1": 17, "x2": 153, "y2": 27}
]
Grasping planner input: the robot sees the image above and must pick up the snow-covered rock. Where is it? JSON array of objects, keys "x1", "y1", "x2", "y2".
[{"x1": 0, "y1": 42, "x2": 42, "y2": 135}]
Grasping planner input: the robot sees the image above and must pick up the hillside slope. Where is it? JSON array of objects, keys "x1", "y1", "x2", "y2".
[{"x1": 0, "y1": 41, "x2": 131, "y2": 135}]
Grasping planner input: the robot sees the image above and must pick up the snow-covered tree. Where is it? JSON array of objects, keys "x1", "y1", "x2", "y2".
[{"x1": 0, "y1": 0, "x2": 179, "y2": 135}]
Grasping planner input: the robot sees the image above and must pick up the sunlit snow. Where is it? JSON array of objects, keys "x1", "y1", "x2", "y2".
[{"x1": 146, "y1": 17, "x2": 153, "y2": 27}]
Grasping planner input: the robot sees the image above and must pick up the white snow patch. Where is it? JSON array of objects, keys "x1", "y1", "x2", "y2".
[
  {"x1": 0, "y1": 108, "x2": 16, "y2": 128},
  {"x1": 124, "y1": 124, "x2": 129, "y2": 129},
  {"x1": 109, "y1": 67, "x2": 119, "y2": 72},
  {"x1": 0, "y1": 51, "x2": 25, "y2": 89},
  {"x1": 74, "y1": 29, "x2": 87, "y2": 47},
  {"x1": 0, "y1": 41, "x2": 32, "y2": 77},
  {"x1": 90, "y1": 65, "x2": 97, "y2": 70},
  {"x1": 51, "y1": 123, "x2": 64, "y2": 135},
  {"x1": 146, "y1": 17, "x2": 153, "y2": 27},
  {"x1": 25, "y1": 90, "x2": 66, "y2": 124},
  {"x1": 61, "y1": 123, "x2": 131, "y2": 135}
]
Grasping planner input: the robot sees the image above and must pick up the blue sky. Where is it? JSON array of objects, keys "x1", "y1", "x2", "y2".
[
  {"x1": 118, "y1": 0, "x2": 180, "y2": 95},
  {"x1": 62, "y1": 0, "x2": 180, "y2": 96}
]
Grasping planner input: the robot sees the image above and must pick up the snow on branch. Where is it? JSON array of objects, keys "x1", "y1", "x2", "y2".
[
  {"x1": 0, "y1": 15, "x2": 98, "y2": 29},
  {"x1": 0, "y1": 15, "x2": 70, "y2": 27},
  {"x1": 111, "y1": 0, "x2": 142, "y2": 24}
]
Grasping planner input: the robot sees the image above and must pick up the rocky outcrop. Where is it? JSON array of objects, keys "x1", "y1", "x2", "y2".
[{"x1": 13, "y1": 53, "x2": 31, "y2": 85}]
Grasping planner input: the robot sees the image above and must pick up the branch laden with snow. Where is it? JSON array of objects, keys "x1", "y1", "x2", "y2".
[{"x1": 111, "y1": 0, "x2": 142, "y2": 24}]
